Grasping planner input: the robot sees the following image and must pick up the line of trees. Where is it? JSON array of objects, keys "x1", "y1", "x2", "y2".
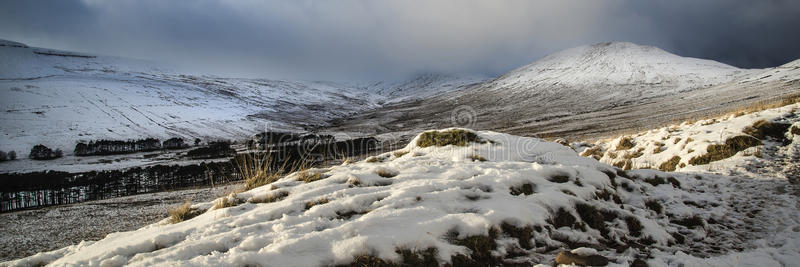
[
  {"x1": 74, "y1": 137, "x2": 189, "y2": 156},
  {"x1": 29, "y1": 145, "x2": 62, "y2": 160},
  {"x1": 0, "y1": 150, "x2": 17, "y2": 162}
]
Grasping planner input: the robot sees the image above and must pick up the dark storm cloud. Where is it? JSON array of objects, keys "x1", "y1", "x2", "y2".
[{"x1": 1, "y1": 0, "x2": 798, "y2": 80}]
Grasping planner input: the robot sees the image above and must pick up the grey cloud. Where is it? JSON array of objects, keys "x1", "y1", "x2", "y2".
[{"x1": 0, "y1": 0, "x2": 797, "y2": 81}]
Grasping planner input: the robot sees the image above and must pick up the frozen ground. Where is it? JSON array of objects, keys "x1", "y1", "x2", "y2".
[
  {"x1": 5, "y1": 127, "x2": 798, "y2": 266},
  {"x1": 0, "y1": 184, "x2": 239, "y2": 263}
]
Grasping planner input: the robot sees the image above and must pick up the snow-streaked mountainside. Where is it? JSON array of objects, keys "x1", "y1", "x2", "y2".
[
  {"x1": 489, "y1": 42, "x2": 753, "y2": 93},
  {"x1": 362, "y1": 73, "x2": 487, "y2": 103},
  {"x1": 7, "y1": 128, "x2": 798, "y2": 266},
  {"x1": 325, "y1": 42, "x2": 798, "y2": 141},
  {"x1": 0, "y1": 40, "x2": 382, "y2": 153}
]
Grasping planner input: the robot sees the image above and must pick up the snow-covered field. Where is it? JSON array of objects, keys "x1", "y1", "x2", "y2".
[{"x1": 6, "y1": 127, "x2": 798, "y2": 266}]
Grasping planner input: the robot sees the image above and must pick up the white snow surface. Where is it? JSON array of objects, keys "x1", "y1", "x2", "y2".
[
  {"x1": 0, "y1": 40, "x2": 382, "y2": 154},
  {"x1": 7, "y1": 129, "x2": 799, "y2": 266}
]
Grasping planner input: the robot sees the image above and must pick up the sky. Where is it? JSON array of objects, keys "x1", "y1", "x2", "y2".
[{"x1": 1, "y1": 0, "x2": 799, "y2": 81}]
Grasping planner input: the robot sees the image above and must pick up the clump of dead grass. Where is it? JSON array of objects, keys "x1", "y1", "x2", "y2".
[{"x1": 168, "y1": 202, "x2": 201, "y2": 224}]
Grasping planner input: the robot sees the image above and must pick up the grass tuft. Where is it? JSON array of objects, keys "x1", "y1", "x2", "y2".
[
  {"x1": 469, "y1": 154, "x2": 487, "y2": 162},
  {"x1": 376, "y1": 168, "x2": 398, "y2": 178},
  {"x1": 658, "y1": 156, "x2": 681, "y2": 172},
  {"x1": 297, "y1": 170, "x2": 326, "y2": 183},
  {"x1": 168, "y1": 202, "x2": 201, "y2": 224},
  {"x1": 416, "y1": 129, "x2": 485, "y2": 148},
  {"x1": 249, "y1": 191, "x2": 289, "y2": 204},
  {"x1": 393, "y1": 150, "x2": 409, "y2": 158},
  {"x1": 580, "y1": 146, "x2": 604, "y2": 160},
  {"x1": 236, "y1": 152, "x2": 310, "y2": 192},
  {"x1": 213, "y1": 196, "x2": 242, "y2": 210},
  {"x1": 305, "y1": 197, "x2": 329, "y2": 210},
  {"x1": 616, "y1": 137, "x2": 635, "y2": 150}
]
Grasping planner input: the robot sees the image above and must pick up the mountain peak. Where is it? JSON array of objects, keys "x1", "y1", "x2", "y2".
[{"x1": 491, "y1": 41, "x2": 747, "y2": 90}]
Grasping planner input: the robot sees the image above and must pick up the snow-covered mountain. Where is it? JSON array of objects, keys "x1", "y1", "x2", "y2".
[
  {"x1": 362, "y1": 73, "x2": 487, "y2": 103},
  {"x1": 0, "y1": 40, "x2": 382, "y2": 153},
  {"x1": 491, "y1": 42, "x2": 752, "y2": 92},
  {"x1": 325, "y1": 42, "x2": 798, "y2": 140},
  {"x1": 473, "y1": 42, "x2": 761, "y2": 108}
]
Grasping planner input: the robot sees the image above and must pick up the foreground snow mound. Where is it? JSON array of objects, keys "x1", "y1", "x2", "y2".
[{"x1": 5, "y1": 129, "x2": 797, "y2": 266}]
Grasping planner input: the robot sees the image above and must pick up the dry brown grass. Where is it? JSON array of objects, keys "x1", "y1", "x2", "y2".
[
  {"x1": 305, "y1": 197, "x2": 329, "y2": 210},
  {"x1": 249, "y1": 191, "x2": 289, "y2": 204},
  {"x1": 580, "y1": 146, "x2": 604, "y2": 160},
  {"x1": 616, "y1": 137, "x2": 635, "y2": 150},
  {"x1": 212, "y1": 196, "x2": 243, "y2": 210},
  {"x1": 297, "y1": 170, "x2": 327, "y2": 183},
  {"x1": 470, "y1": 154, "x2": 488, "y2": 162},
  {"x1": 236, "y1": 152, "x2": 310, "y2": 192},
  {"x1": 659, "y1": 156, "x2": 682, "y2": 172},
  {"x1": 688, "y1": 135, "x2": 761, "y2": 165},
  {"x1": 376, "y1": 168, "x2": 398, "y2": 178},
  {"x1": 393, "y1": 150, "x2": 409, "y2": 158},
  {"x1": 168, "y1": 202, "x2": 200, "y2": 224}
]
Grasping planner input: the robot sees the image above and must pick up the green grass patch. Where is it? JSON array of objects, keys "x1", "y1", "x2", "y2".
[{"x1": 416, "y1": 129, "x2": 485, "y2": 148}]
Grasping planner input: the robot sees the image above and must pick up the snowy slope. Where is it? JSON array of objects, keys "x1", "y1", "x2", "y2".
[
  {"x1": 7, "y1": 129, "x2": 798, "y2": 266},
  {"x1": 0, "y1": 40, "x2": 382, "y2": 154},
  {"x1": 580, "y1": 103, "x2": 800, "y2": 175},
  {"x1": 362, "y1": 73, "x2": 487, "y2": 103}
]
